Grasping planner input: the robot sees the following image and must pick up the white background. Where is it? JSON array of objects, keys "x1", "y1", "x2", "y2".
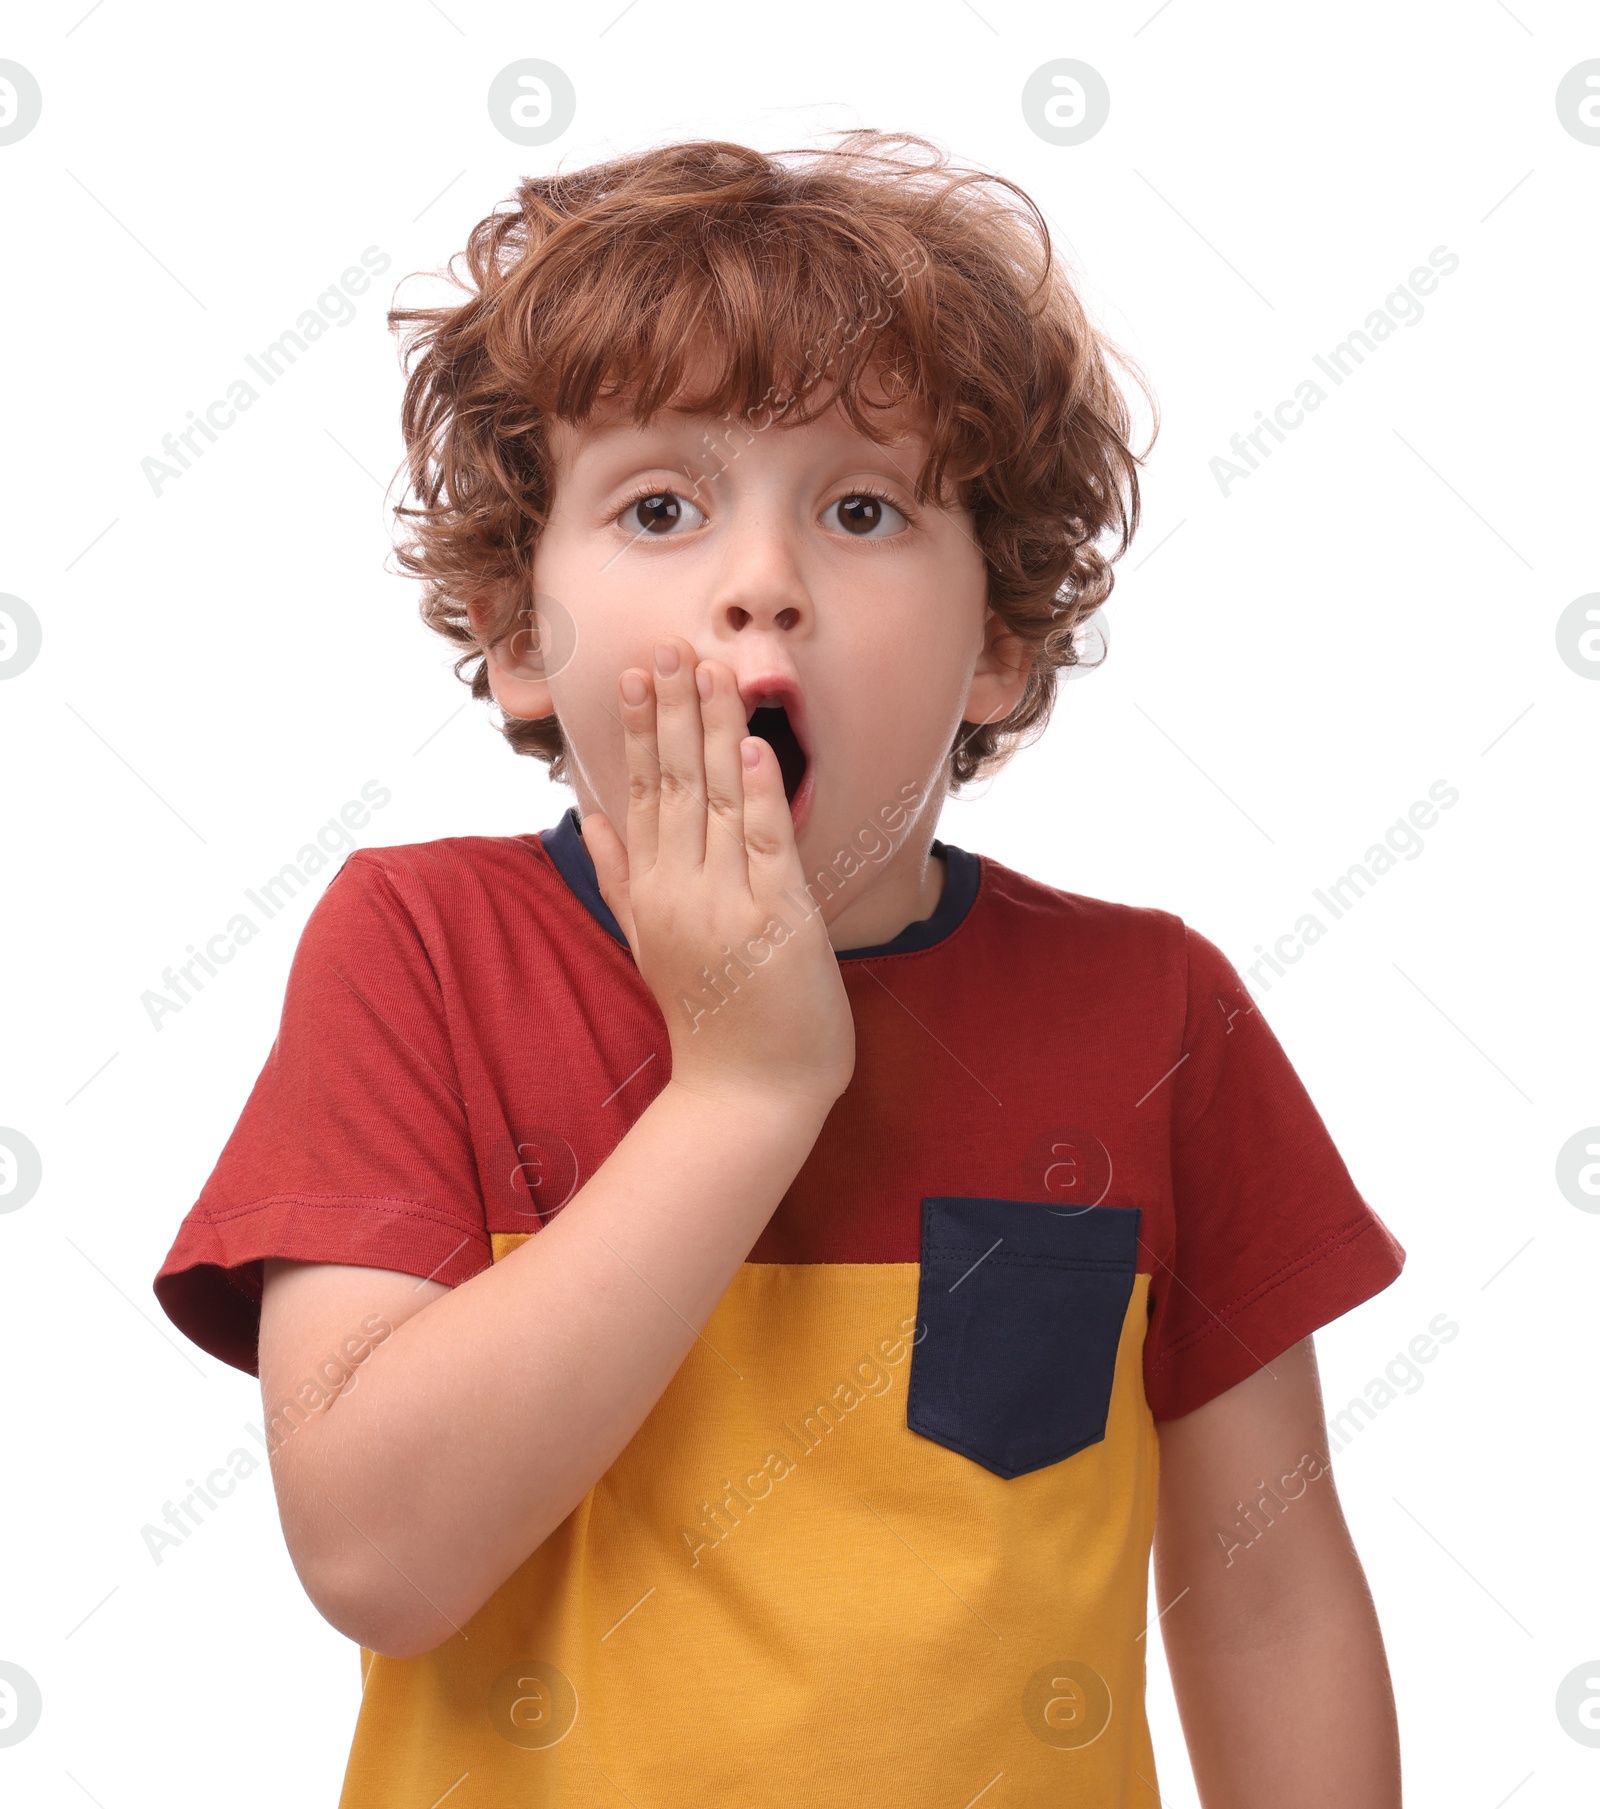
[{"x1": 1, "y1": 1, "x2": 1596, "y2": 1802}]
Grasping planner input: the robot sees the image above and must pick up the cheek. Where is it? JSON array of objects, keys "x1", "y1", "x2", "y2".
[
  {"x1": 537, "y1": 533, "x2": 688, "y2": 665},
  {"x1": 548, "y1": 640, "x2": 632, "y2": 750},
  {"x1": 853, "y1": 554, "x2": 987, "y2": 693},
  {"x1": 546, "y1": 611, "x2": 684, "y2": 788},
  {"x1": 827, "y1": 645, "x2": 955, "y2": 774},
  {"x1": 533, "y1": 535, "x2": 653, "y2": 711}
]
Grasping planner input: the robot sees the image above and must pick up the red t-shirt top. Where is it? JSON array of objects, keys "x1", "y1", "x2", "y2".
[{"x1": 153, "y1": 809, "x2": 1404, "y2": 1418}]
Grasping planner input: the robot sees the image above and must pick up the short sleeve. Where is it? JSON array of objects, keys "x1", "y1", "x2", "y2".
[
  {"x1": 152, "y1": 852, "x2": 493, "y2": 1376},
  {"x1": 1143, "y1": 923, "x2": 1405, "y2": 1420}
]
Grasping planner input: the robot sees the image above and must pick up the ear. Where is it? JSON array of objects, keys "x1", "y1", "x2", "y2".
[
  {"x1": 961, "y1": 610, "x2": 1031, "y2": 731},
  {"x1": 470, "y1": 588, "x2": 557, "y2": 723}
]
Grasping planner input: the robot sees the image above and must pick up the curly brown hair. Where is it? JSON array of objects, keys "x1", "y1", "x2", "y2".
[{"x1": 386, "y1": 130, "x2": 1151, "y2": 790}]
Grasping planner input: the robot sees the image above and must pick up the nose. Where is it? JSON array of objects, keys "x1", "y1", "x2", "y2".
[{"x1": 706, "y1": 508, "x2": 812, "y2": 638}]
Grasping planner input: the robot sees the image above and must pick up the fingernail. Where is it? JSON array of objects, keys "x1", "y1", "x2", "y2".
[
  {"x1": 621, "y1": 671, "x2": 648, "y2": 706},
  {"x1": 695, "y1": 664, "x2": 713, "y2": 701},
  {"x1": 742, "y1": 737, "x2": 761, "y2": 769},
  {"x1": 654, "y1": 642, "x2": 679, "y2": 675}
]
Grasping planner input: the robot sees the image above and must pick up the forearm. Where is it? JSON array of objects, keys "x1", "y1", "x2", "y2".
[{"x1": 278, "y1": 1078, "x2": 825, "y2": 1655}]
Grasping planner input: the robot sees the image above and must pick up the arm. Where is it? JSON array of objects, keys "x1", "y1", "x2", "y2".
[
  {"x1": 1153, "y1": 1336, "x2": 1403, "y2": 1808},
  {"x1": 258, "y1": 638, "x2": 855, "y2": 1660},
  {"x1": 261, "y1": 1082, "x2": 824, "y2": 1659}
]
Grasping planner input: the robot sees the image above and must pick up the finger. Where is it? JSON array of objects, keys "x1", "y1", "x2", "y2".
[
  {"x1": 695, "y1": 659, "x2": 750, "y2": 897},
  {"x1": 578, "y1": 809, "x2": 639, "y2": 949},
  {"x1": 616, "y1": 665, "x2": 661, "y2": 876},
  {"x1": 738, "y1": 733, "x2": 802, "y2": 907},
  {"x1": 651, "y1": 636, "x2": 708, "y2": 867}
]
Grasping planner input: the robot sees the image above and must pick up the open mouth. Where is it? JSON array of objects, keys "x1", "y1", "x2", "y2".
[{"x1": 745, "y1": 703, "x2": 809, "y2": 805}]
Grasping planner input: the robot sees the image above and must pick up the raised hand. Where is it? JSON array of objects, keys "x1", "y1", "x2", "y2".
[{"x1": 579, "y1": 636, "x2": 856, "y2": 1114}]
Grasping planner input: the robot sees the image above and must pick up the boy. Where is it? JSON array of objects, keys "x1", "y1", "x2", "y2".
[{"x1": 153, "y1": 133, "x2": 1406, "y2": 1805}]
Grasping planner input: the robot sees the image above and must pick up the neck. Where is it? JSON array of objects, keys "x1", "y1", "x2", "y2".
[{"x1": 810, "y1": 824, "x2": 947, "y2": 953}]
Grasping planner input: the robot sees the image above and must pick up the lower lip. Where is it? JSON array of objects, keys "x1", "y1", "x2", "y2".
[{"x1": 787, "y1": 761, "x2": 815, "y2": 834}]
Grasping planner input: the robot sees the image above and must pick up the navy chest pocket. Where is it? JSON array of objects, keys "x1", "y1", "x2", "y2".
[{"x1": 906, "y1": 1196, "x2": 1142, "y2": 1480}]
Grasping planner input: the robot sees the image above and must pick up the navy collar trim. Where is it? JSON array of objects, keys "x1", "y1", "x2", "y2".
[{"x1": 537, "y1": 806, "x2": 980, "y2": 962}]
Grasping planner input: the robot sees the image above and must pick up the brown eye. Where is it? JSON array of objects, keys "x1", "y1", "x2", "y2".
[
  {"x1": 829, "y1": 493, "x2": 907, "y2": 538},
  {"x1": 634, "y1": 493, "x2": 681, "y2": 534},
  {"x1": 626, "y1": 490, "x2": 704, "y2": 537}
]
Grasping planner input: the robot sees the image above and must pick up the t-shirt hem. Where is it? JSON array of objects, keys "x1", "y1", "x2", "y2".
[
  {"x1": 1144, "y1": 1210, "x2": 1406, "y2": 1421},
  {"x1": 152, "y1": 1193, "x2": 493, "y2": 1378}
]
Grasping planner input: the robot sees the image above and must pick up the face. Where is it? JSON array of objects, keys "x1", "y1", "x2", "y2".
[{"x1": 480, "y1": 381, "x2": 1028, "y2": 938}]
